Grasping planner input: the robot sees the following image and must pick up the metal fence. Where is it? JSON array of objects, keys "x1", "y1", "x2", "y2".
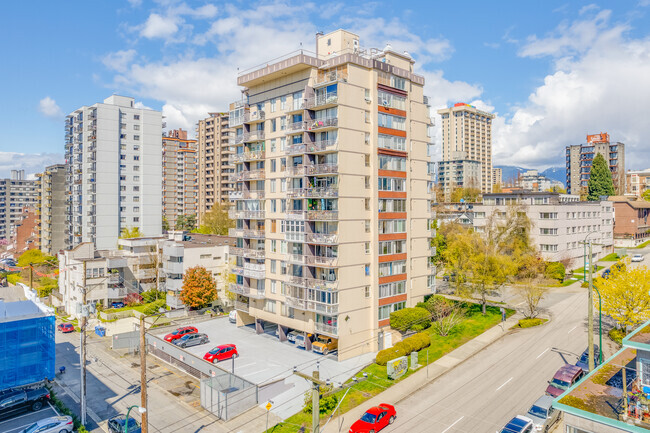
[{"x1": 111, "y1": 331, "x2": 139, "y2": 350}]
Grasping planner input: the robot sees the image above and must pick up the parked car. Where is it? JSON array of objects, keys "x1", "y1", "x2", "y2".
[
  {"x1": 349, "y1": 403, "x2": 396, "y2": 433},
  {"x1": 526, "y1": 395, "x2": 561, "y2": 433},
  {"x1": 295, "y1": 333, "x2": 313, "y2": 350},
  {"x1": 632, "y1": 254, "x2": 645, "y2": 262},
  {"x1": 576, "y1": 345, "x2": 601, "y2": 372},
  {"x1": 111, "y1": 301, "x2": 125, "y2": 309},
  {"x1": 287, "y1": 330, "x2": 300, "y2": 343},
  {"x1": 442, "y1": 273, "x2": 457, "y2": 282},
  {"x1": 175, "y1": 333, "x2": 209, "y2": 348},
  {"x1": 499, "y1": 415, "x2": 534, "y2": 433},
  {"x1": 546, "y1": 364, "x2": 585, "y2": 397},
  {"x1": 164, "y1": 326, "x2": 198, "y2": 342},
  {"x1": 0, "y1": 387, "x2": 50, "y2": 419},
  {"x1": 108, "y1": 415, "x2": 141, "y2": 433},
  {"x1": 203, "y1": 344, "x2": 238, "y2": 363},
  {"x1": 20, "y1": 416, "x2": 74, "y2": 433},
  {"x1": 312, "y1": 335, "x2": 338, "y2": 355},
  {"x1": 228, "y1": 310, "x2": 237, "y2": 323},
  {"x1": 57, "y1": 323, "x2": 75, "y2": 333}
]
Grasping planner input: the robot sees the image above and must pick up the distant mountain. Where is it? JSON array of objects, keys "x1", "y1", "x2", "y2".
[
  {"x1": 495, "y1": 165, "x2": 566, "y2": 187},
  {"x1": 495, "y1": 165, "x2": 530, "y2": 183},
  {"x1": 540, "y1": 167, "x2": 566, "y2": 184}
]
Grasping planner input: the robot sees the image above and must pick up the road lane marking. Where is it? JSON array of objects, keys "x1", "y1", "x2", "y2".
[
  {"x1": 496, "y1": 377, "x2": 513, "y2": 391},
  {"x1": 568, "y1": 325, "x2": 578, "y2": 334},
  {"x1": 237, "y1": 362, "x2": 257, "y2": 369},
  {"x1": 536, "y1": 348, "x2": 550, "y2": 359},
  {"x1": 441, "y1": 416, "x2": 464, "y2": 433}
]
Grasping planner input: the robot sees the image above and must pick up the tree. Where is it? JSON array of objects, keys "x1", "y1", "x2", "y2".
[
  {"x1": 221, "y1": 261, "x2": 237, "y2": 302},
  {"x1": 185, "y1": 214, "x2": 197, "y2": 231},
  {"x1": 162, "y1": 217, "x2": 170, "y2": 232},
  {"x1": 120, "y1": 226, "x2": 143, "y2": 239},
  {"x1": 598, "y1": 263, "x2": 650, "y2": 331},
  {"x1": 196, "y1": 202, "x2": 234, "y2": 235},
  {"x1": 587, "y1": 153, "x2": 615, "y2": 200},
  {"x1": 547, "y1": 185, "x2": 567, "y2": 194},
  {"x1": 514, "y1": 255, "x2": 548, "y2": 318},
  {"x1": 643, "y1": 189, "x2": 650, "y2": 202},
  {"x1": 450, "y1": 187, "x2": 481, "y2": 203},
  {"x1": 180, "y1": 266, "x2": 217, "y2": 309},
  {"x1": 17, "y1": 249, "x2": 48, "y2": 267},
  {"x1": 175, "y1": 215, "x2": 187, "y2": 231}
]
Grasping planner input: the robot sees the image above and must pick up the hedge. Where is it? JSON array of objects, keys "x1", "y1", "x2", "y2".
[
  {"x1": 545, "y1": 262, "x2": 566, "y2": 282},
  {"x1": 390, "y1": 307, "x2": 431, "y2": 333},
  {"x1": 375, "y1": 332, "x2": 431, "y2": 366}
]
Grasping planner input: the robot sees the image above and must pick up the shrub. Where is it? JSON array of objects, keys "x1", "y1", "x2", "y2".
[
  {"x1": 415, "y1": 332, "x2": 431, "y2": 349},
  {"x1": 517, "y1": 318, "x2": 545, "y2": 328},
  {"x1": 141, "y1": 289, "x2": 164, "y2": 303},
  {"x1": 7, "y1": 274, "x2": 21, "y2": 285},
  {"x1": 390, "y1": 307, "x2": 431, "y2": 333},
  {"x1": 609, "y1": 328, "x2": 626, "y2": 345},
  {"x1": 37, "y1": 285, "x2": 56, "y2": 297},
  {"x1": 141, "y1": 299, "x2": 166, "y2": 315},
  {"x1": 545, "y1": 262, "x2": 566, "y2": 282},
  {"x1": 375, "y1": 345, "x2": 407, "y2": 366},
  {"x1": 125, "y1": 293, "x2": 143, "y2": 306},
  {"x1": 424, "y1": 295, "x2": 452, "y2": 317},
  {"x1": 303, "y1": 384, "x2": 337, "y2": 414}
]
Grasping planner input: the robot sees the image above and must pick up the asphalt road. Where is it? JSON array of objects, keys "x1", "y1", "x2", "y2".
[
  {"x1": 0, "y1": 404, "x2": 59, "y2": 433},
  {"x1": 378, "y1": 290, "x2": 590, "y2": 433}
]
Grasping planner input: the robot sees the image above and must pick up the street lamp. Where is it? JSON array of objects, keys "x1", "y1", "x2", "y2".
[
  {"x1": 124, "y1": 405, "x2": 146, "y2": 433},
  {"x1": 581, "y1": 231, "x2": 598, "y2": 372}
]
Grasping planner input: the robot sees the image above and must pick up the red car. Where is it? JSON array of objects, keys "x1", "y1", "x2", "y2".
[
  {"x1": 203, "y1": 344, "x2": 238, "y2": 363},
  {"x1": 164, "y1": 326, "x2": 198, "y2": 342},
  {"x1": 57, "y1": 323, "x2": 75, "y2": 333},
  {"x1": 349, "y1": 403, "x2": 396, "y2": 433}
]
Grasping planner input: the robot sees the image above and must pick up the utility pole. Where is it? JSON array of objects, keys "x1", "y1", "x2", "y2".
[
  {"x1": 587, "y1": 241, "x2": 595, "y2": 372},
  {"x1": 29, "y1": 263, "x2": 33, "y2": 289},
  {"x1": 139, "y1": 314, "x2": 148, "y2": 433},
  {"x1": 80, "y1": 260, "x2": 87, "y2": 426}
]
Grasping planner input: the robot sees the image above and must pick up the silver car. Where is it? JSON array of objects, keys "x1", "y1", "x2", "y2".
[
  {"x1": 632, "y1": 254, "x2": 645, "y2": 262},
  {"x1": 174, "y1": 332, "x2": 209, "y2": 348},
  {"x1": 21, "y1": 416, "x2": 74, "y2": 433},
  {"x1": 527, "y1": 395, "x2": 560, "y2": 432}
]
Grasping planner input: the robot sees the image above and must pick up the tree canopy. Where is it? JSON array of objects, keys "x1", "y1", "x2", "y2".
[
  {"x1": 195, "y1": 202, "x2": 234, "y2": 235},
  {"x1": 180, "y1": 266, "x2": 217, "y2": 309},
  {"x1": 120, "y1": 226, "x2": 143, "y2": 239},
  {"x1": 587, "y1": 153, "x2": 615, "y2": 200},
  {"x1": 597, "y1": 262, "x2": 650, "y2": 330}
]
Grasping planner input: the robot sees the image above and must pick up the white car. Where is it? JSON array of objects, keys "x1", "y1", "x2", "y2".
[
  {"x1": 228, "y1": 310, "x2": 237, "y2": 323},
  {"x1": 21, "y1": 416, "x2": 74, "y2": 433},
  {"x1": 632, "y1": 254, "x2": 645, "y2": 262}
]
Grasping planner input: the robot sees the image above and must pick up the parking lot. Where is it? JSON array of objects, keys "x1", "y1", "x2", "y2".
[
  {"x1": 0, "y1": 403, "x2": 59, "y2": 433},
  {"x1": 154, "y1": 316, "x2": 375, "y2": 418}
]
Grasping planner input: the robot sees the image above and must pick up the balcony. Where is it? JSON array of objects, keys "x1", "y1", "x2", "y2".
[
  {"x1": 305, "y1": 255, "x2": 338, "y2": 267},
  {"x1": 288, "y1": 254, "x2": 305, "y2": 264},
  {"x1": 315, "y1": 70, "x2": 348, "y2": 87},
  {"x1": 229, "y1": 228, "x2": 265, "y2": 239},
  {"x1": 315, "y1": 322, "x2": 338, "y2": 337},
  {"x1": 232, "y1": 263, "x2": 265, "y2": 279},
  {"x1": 229, "y1": 190, "x2": 265, "y2": 200},
  {"x1": 285, "y1": 139, "x2": 338, "y2": 155},
  {"x1": 307, "y1": 163, "x2": 337, "y2": 175},
  {"x1": 230, "y1": 150, "x2": 265, "y2": 163},
  {"x1": 243, "y1": 131, "x2": 265, "y2": 142},
  {"x1": 243, "y1": 110, "x2": 265, "y2": 124},
  {"x1": 234, "y1": 134, "x2": 244, "y2": 145},
  {"x1": 306, "y1": 117, "x2": 338, "y2": 131},
  {"x1": 230, "y1": 246, "x2": 265, "y2": 259},
  {"x1": 306, "y1": 210, "x2": 338, "y2": 221},
  {"x1": 108, "y1": 273, "x2": 121, "y2": 284},
  {"x1": 305, "y1": 233, "x2": 338, "y2": 245},
  {"x1": 285, "y1": 296, "x2": 339, "y2": 315},
  {"x1": 286, "y1": 165, "x2": 308, "y2": 176},
  {"x1": 234, "y1": 300, "x2": 249, "y2": 313},
  {"x1": 287, "y1": 120, "x2": 306, "y2": 132},
  {"x1": 230, "y1": 283, "x2": 265, "y2": 299},
  {"x1": 286, "y1": 186, "x2": 338, "y2": 198},
  {"x1": 230, "y1": 170, "x2": 265, "y2": 182},
  {"x1": 289, "y1": 275, "x2": 337, "y2": 291},
  {"x1": 284, "y1": 232, "x2": 305, "y2": 243},
  {"x1": 228, "y1": 209, "x2": 265, "y2": 219},
  {"x1": 305, "y1": 92, "x2": 338, "y2": 109}
]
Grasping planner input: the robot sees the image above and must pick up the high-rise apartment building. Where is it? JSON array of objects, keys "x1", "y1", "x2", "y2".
[
  {"x1": 438, "y1": 103, "x2": 495, "y2": 194},
  {"x1": 36, "y1": 164, "x2": 66, "y2": 255},
  {"x1": 64, "y1": 95, "x2": 162, "y2": 250},
  {"x1": 227, "y1": 29, "x2": 434, "y2": 360},
  {"x1": 0, "y1": 170, "x2": 38, "y2": 242},
  {"x1": 162, "y1": 129, "x2": 198, "y2": 229},
  {"x1": 565, "y1": 132, "x2": 625, "y2": 195},
  {"x1": 437, "y1": 159, "x2": 481, "y2": 199},
  {"x1": 197, "y1": 112, "x2": 233, "y2": 223},
  {"x1": 492, "y1": 168, "x2": 502, "y2": 189}
]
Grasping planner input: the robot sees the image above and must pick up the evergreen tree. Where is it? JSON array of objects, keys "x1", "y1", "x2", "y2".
[{"x1": 587, "y1": 153, "x2": 615, "y2": 200}]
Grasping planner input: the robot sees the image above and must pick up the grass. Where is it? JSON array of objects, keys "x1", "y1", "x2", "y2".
[
  {"x1": 515, "y1": 318, "x2": 548, "y2": 328},
  {"x1": 600, "y1": 253, "x2": 626, "y2": 261},
  {"x1": 266, "y1": 303, "x2": 512, "y2": 432},
  {"x1": 635, "y1": 240, "x2": 650, "y2": 249},
  {"x1": 546, "y1": 278, "x2": 578, "y2": 288},
  {"x1": 572, "y1": 265, "x2": 604, "y2": 274}
]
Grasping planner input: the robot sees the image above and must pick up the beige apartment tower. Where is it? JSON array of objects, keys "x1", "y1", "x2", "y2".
[
  {"x1": 438, "y1": 103, "x2": 495, "y2": 194},
  {"x1": 197, "y1": 112, "x2": 233, "y2": 224},
  {"x1": 228, "y1": 29, "x2": 435, "y2": 360},
  {"x1": 36, "y1": 164, "x2": 66, "y2": 254},
  {"x1": 162, "y1": 129, "x2": 198, "y2": 229}
]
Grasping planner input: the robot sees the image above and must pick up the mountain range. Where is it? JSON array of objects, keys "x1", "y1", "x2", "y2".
[{"x1": 495, "y1": 165, "x2": 566, "y2": 186}]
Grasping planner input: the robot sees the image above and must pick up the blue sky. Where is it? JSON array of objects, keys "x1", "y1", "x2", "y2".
[{"x1": 2, "y1": 0, "x2": 650, "y2": 178}]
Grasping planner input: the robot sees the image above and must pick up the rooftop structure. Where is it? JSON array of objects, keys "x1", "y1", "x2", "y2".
[{"x1": 565, "y1": 132, "x2": 625, "y2": 195}]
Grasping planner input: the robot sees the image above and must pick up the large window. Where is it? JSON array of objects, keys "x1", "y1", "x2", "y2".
[
  {"x1": 378, "y1": 177, "x2": 405, "y2": 191},
  {"x1": 379, "y1": 260, "x2": 407, "y2": 277},
  {"x1": 539, "y1": 212, "x2": 558, "y2": 219},
  {"x1": 379, "y1": 199, "x2": 406, "y2": 212},
  {"x1": 378, "y1": 219, "x2": 406, "y2": 234},
  {"x1": 379, "y1": 240, "x2": 406, "y2": 255},
  {"x1": 378, "y1": 155, "x2": 406, "y2": 172},
  {"x1": 378, "y1": 90, "x2": 406, "y2": 110},
  {"x1": 378, "y1": 301, "x2": 406, "y2": 320},
  {"x1": 379, "y1": 281, "x2": 406, "y2": 298},
  {"x1": 378, "y1": 112, "x2": 406, "y2": 131},
  {"x1": 378, "y1": 134, "x2": 406, "y2": 151}
]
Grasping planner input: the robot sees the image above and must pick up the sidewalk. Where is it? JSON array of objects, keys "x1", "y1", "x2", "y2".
[{"x1": 326, "y1": 313, "x2": 523, "y2": 431}]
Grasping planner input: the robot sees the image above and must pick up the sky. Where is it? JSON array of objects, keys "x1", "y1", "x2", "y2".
[{"x1": 1, "y1": 0, "x2": 650, "y2": 178}]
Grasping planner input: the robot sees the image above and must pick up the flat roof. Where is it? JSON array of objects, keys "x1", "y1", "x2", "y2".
[
  {"x1": 0, "y1": 300, "x2": 49, "y2": 322},
  {"x1": 182, "y1": 234, "x2": 235, "y2": 248}
]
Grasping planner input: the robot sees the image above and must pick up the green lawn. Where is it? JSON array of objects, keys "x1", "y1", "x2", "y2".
[
  {"x1": 600, "y1": 253, "x2": 626, "y2": 261},
  {"x1": 546, "y1": 278, "x2": 578, "y2": 287},
  {"x1": 636, "y1": 240, "x2": 650, "y2": 249},
  {"x1": 572, "y1": 265, "x2": 604, "y2": 274},
  {"x1": 266, "y1": 303, "x2": 511, "y2": 432}
]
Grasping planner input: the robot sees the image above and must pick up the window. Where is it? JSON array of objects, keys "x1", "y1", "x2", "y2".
[
  {"x1": 134, "y1": 135, "x2": 140, "y2": 140},
  {"x1": 271, "y1": 260, "x2": 276, "y2": 273},
  {"x1": 364, "y1": 286, "x2": 371, "y2": 298},
  {"x1": 120, "y1": 155, "x2": 126, "y2": 160},
  {"x1": 133, "y1": 196, "x2": 140, "y2": 202},
  {"x1": 120, "y1": 217, "x2": 126, "y2": 223},
  {"x1": 378, "y1": 113, "x2": 406, "y2": 131},
  {"x1": 365, "y1": 198, "x2": 370, "y2": 210},
  {"x1": 133, "y1": 156, "x2": 140, "y2": 161},
  {"x1": 539, "y1": 212, "x2": 558, "y2": 219},
  {"x1": 378, "y1": 219, "x2": 406, "y2": 234},
  {"x1": 133, "y1": 217, "x2": 140, "y2": 222},
  {"x1": 270, "y1": 179, "x2": 276, "y2": 193},
  {"x1": 270, "y1": 98, "x2": 276, "y2": 112},
  {"x1": 379, "y1": 281, "x2": 406, "y2": 298},
  {"x1": 365, "y1": 110, "x2": 371, "y2": 123},
  {"x1": 365, "y1": 154, "x2": 370, "y2": 167},
  {"x1": 271, "y1": 159, "x2": 276, "y2": 173},
  {"x1": 270, "y1": 139, "x2": 276, "y2": 152},
  {"x1": 133, "y1": 207, "x2": 139, "y2": 212},
  {"x1": 365, "y1": 220, "x2": 371, "y2": 233},
  {"x1": 134, "y1": 145, "x2": 140, "y2": 151},
  {"x1": 377, "y1": 90, "x2": 406, "y2": 110},
  {"x1": 378, "y1": 260, "x2": 407, "y2": 277},
  {"x1": 133, "y1": 176, "x2": 139, "y2": 181},
  {"x1": 540, "y1": 244, "x2": 558, "y2": 252},
  {"x1": 133, "y1": 124, "x2": 140, "y2": 131},
  {"x1": 120, "y1": 175, "x2": 126, "y2": 181},
  {"x1": 133, "y1": 186, "x2": 140, "y2": 191},
  {"x1": 379, "y1": 240, "x2": 406, "y2": 255},
  {"x1": 120, "y1": 186, "x2": 126, "y2": 191},
  {"x1": 270, "y1": 280, "x2": 277, "y2": 294},
  {"x1": 379, "y1": 199, "x2": 406, "y2": 212},
  {"x1": 264, "y1": 300, "x2": 276, "y2": 313},
  {"x1": 378, "y1": 155, "x2": 406, "y2": 171},
  {"x1": 365, "y1": 242, "x2": 371, "y2": 254},
  {"x1": 134, "y1": 114, "x2": 140, "y2": 120},
  {"x1": 378, "y1": 134, "x2": 406, "y2": 151},
  {"x1": 378, "y1": 177, "x2": 405, "y2": 191},
  {"x1": 365, "y1": 176, "x2": 370, "y2": 189},
  {"x1": 378, "y1": 301, "x2": 406, "y2": 320},
  {"x1": 539, "y1": 228, "x2": 558, "y2": 235},
  {"x1": 134, "y1": 166, "x2": 140, "y2": 172},
  {"x1": 280, "y1": 95, "x2": 286, "y2": 110},
  {"x1": 271, "y1": 119, "x2": 276, "y2": 132}
]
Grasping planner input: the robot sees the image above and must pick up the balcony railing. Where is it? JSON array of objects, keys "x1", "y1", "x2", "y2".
[
  {"x1": 315, "y1": 70, "x2": 348, "y2": 86},
  {"x1": 243, "y1": 131, "x2": 265, "y2": 142},
  {"x1": 289, "y1": 276, "x2": 337, "y2": 291},
  {"x1": 234, "y1": 134, "x2": 244, "y2": 144},
  {"x1": 230, "y1": 283, "x2": 265, "y2": 299},
  {"x1": 228, "y1": 209, "x2": 265, "y2": 219},
  {"x1": 305, "y1": 233, "x2": 338, "y2": 244},
  {"x1": 229, "y1": 190, "x2": 265, "y2": 200},
  {"x1": 315, "y1": 322, "x2": 338, "y2": 336},
  {"x1": 286, "y1": 165, "x2": 308, "y2": 176},
  {"x1": 307, "y1": 163, "x2": 338, "y2": 175},
  {"x1": 232, "y1": 265, "x2": 265, "y2": 280},
  {"x1": 288, "y1": 254, "x2": 306, "y2": 264},
  {"x1": 305, "y1": 92, "x2": 338, "y2": 109},
  {"x1": 234, "y1": 300, "x2": 249, "y2": 313},
  {"x1": 230, "y1": 170, "x2": 265, "y2": 181},
  {"x1": 230, "y1": 246, "x2": 265, "y2": 259},
  {"x1": 305, "y1": 255, "x2": 338, "y2": 266},
  {"x1": 307, "y1": 117, "x2": 338, "y2": 131},
  {"x1": 285, "y1": 139, "x2": 338, "y2": 155},
  {"x1": 306, "y1": 210, "x2": 338, "y2": 221},
  {"x1": 230, "y1": 151, "x2": 265, "y2": 163},
  {"x1": 286, "y1": 186, "x2": 338, "y2": 198},
  {"x1": 243, "y1": 110, "x2": 265, "y2": 123},
  {"x1": 284, "y1": 296, "x2": 339, "y2": 315},
  {"x1": 229, "y1": 228, "x2": 265, "y2": 239},
  {"x1": 284, "y1": 232, "x2": 305, "y2": 243},
  {"x1": 287, "y1": 121, "x2": 306, "y2": 132}
]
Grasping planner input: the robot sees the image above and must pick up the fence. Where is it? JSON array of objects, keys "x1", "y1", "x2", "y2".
[{"x1": 111, "y1": 330, "x2": 139, "y2": 351}]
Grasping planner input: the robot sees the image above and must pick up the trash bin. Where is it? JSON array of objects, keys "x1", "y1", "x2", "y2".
[{"x1": 95, "y1": 325, "x2": 106, "y2": 337}]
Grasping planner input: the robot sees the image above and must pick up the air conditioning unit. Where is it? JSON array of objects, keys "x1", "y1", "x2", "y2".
[
  {"x1": 382, "y1": 100, "x2": 390, "y2": 107},
  {"x1": 364, "y1": 97, "x2": 371, "y2": 103}
]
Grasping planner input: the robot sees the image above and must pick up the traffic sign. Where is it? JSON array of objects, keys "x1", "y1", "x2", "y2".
[{"x1": 265, "y1": 402, "x2": 273, "y2": 411}]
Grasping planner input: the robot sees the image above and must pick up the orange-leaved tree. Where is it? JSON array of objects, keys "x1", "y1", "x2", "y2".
[{"x1": 180, "y1": 266, "x2": 217, "y2": 309}]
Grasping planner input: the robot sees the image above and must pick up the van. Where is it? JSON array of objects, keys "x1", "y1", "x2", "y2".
[
  {"x1": 312, "y1": 335, "x2": 338, "y2": 355},
  {"x1": 546, "y1": 364, "x2": 584, "y2": 397},
  {"x1": 295, "y1": 333, "x2": 313, "y2": 350}
]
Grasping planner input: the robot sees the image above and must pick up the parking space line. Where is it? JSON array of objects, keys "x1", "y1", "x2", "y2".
[
  {"x1": 568, "y1": 325, "x2": 578, "y2": 334},
  {"x1": 441, "y1": 416, "x2": 464, "y2": 433},
  {"x1": 48, "y1": 401, "x2": 59, "y2": 415},
  {"x1": 495, "y1": 377, "x2": 513, "y2": 391},
  {"x1": 536, "y1": 347, "x2": 550, "y2": 359},
  {"x1": 247, "y1": 368, "x2": 270, "y2": 376},
  {"x1": 236, "y1": 362, "x2": 257, "y2": 369},
  {"x1": 0, "y1": 408, "x2": 52, "y2": 426}
]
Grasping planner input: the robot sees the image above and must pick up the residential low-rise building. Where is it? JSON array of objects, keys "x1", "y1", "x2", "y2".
[
  {"x1": 517, "y1": 170, "x2": 564, "y2": 192},
  {"x1": 626, "y1": 168, "x2": 650, "y2": 199},
  {"x1": 473, "y1": 192, "x2": 614, "y2": 268},
  {"x1": 608, "y1": 195, "x2": 650, "y2": 247},
  {"x1": 12, "y1": 207, "x2": 38, "y2": 255}
]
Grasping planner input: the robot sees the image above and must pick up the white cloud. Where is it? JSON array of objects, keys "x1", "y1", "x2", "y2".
[
  {"x1": 140, "y1": 13, "x2": 179, "y2": 39},
  {"x1": 102, "y1": 49, "x2": 137, "y2": 73},
  {"x1": 0, "y1": 152, "x2": 63, "y2": 179},
  {"x1": 493, "y1": 10, "x2": 650, "y2": 169},
  {"x1": 38, "y1": 97, "x2": 63, "y2": 119}
]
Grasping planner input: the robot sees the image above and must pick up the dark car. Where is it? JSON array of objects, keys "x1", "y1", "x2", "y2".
[
  {"x1": 111, "y1": 301, "x2": 125, "y2": 309},
  {"x1": 108, "y1": 415, "x2": 141, "y2": 433},
  {"x1": 174, "y1": 333, "x2": 209, "y2": 348},
  {"x1": 442, "y1": 273, "x2": 457, "y2": 282},
  {"x1": 349, "y1": 403, "x2": 396, "y2": 433},
  {"x1": 500, "y1": 415, "x2": 534, "y2": 433},
  {"x1": 164, "y1": 326, "x2": 198, "y2": 342},
  {"x1": 57, "y1": 323, "x2": 74, "y2": 333},
  {"x1": 576, "y1": 345, "x2": 601, "y2": 372},
  {"x1": 546, "y1": 364, "x2": 584, "y2": 397},
  {"x1": 0, "y1": 387, "x2": 50, "y2": 419},
  {"x1": 203, "y1": 344, "x2": 238, "y2": 363}
]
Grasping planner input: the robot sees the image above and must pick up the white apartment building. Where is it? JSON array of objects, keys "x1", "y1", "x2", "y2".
[
  {"x1": 473, "y1": 192, "x2": 614, "y2": 268},
  {"x1": 0, "y1": 170, "x2": 38, "y2": 241},
  {"x1": 228, "y1": 29, "x2": 434, "y2": 360},
  {"x1": 64, "y1": 95, "x2": 162, "y2": 250}
]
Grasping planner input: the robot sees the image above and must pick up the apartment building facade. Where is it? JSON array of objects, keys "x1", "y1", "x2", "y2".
[
  {"x1": 162, "y1": 129, "x2": 198, "y2": 229},
  {"x1": 565, "y1": 132, "x2": 625, "y2": 195},
  {"x1": 0, "y1": 170, "x2": 38, "y2": 242},
  {"x1": 517, "y1": 170, "x2": 564, "y2": 192},
  {"x1": 197, "y1": 112, "x2": 233, "y2": 224},
  {"x1": 437, "y1": 159, "x2": 481, "y2": 199},
  {"x1": 492, "y1": 168, "x2": 502, "y2": 189},
  {"x1": 608, "y1": 196, "x2": 650, "y2": 247},
  {"x1": 227, "y1": 29, "x2": 434, "y2": 360},
  {"x1": 626, "y1": 168, "x2": 650, "y2": 198},
  {"x1": 64, "y1": 95, "x2": 162, "y2": 250},
  {"x1": 473, "y1": 192, "x2": 614, "y2": 268},
  {"x1": 438, "y1": 103, "x2": 495, "y2": 194},
  {"x1": 36, "y1": 164, "x2": 66, "y2": 255}
]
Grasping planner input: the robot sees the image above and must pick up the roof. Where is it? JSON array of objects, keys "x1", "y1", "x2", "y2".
[
  {"x1": 531, "y1": 395, "x2": 554, "y2": 410},
  {"x1": 554, "y1": 364, "x2": 583, "y2": 381},
  {"x1": 503, "y1": 415, "x2": 532, "y2": 431},
  {"x1": 0, "y1": 299, "x2": 49, "y2": 322},
  {"x1": 182, "y1": 234, "x2": 235, "y2": 248},
  {"x1": 609, "y1": 196, "x2": 650, "y2": 208}
]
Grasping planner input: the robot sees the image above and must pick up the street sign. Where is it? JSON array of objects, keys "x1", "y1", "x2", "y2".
[{"x1": 265, "y1": 402, "x2": 273, "y2": 411}]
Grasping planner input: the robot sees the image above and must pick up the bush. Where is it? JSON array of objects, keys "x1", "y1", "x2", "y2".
[
  {"x1": 424, "y1": 295, "x2": 452, "y2": 317},
  {"x1": 141, "y1": 289, "x2": 164, "y2": 303},
  {"x1": 415, "y1": 332, "x2": 431, "y2": 349},
  {"x1": 376, "y1": 332, "x2": 432, "y2": 365},
  {"x1": 375, "y1": 345, "x2": 407, "y2": 366},
  {"x1": 7, "y1": 274, "x2": 20, "y2": 285},
  {"x1": 609, "y1": 328, "x2": 626, "y2": 345},
  {"x1": 390, "y1": 307, "x2": 431, "y2": 333},
  {"x1": 141, "y1": 299, "x2": 166, "y2": 315},
  {"x1": 37, "y1": 285, "x2": 56, "y2": 297},
  {"x1": 125, "y1": 293, "x2": 143, "y2": 306},
  {"x1": 517, "y1": 318, "x2": 545, "y2": 328},
  {"x1": 545, "y1": 262, "x2": 566, "y2": 282}
]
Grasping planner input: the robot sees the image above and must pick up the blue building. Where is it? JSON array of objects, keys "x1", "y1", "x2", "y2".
[{"x1": 0, "y1": 300, "x2": 55, "y2": 390}]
